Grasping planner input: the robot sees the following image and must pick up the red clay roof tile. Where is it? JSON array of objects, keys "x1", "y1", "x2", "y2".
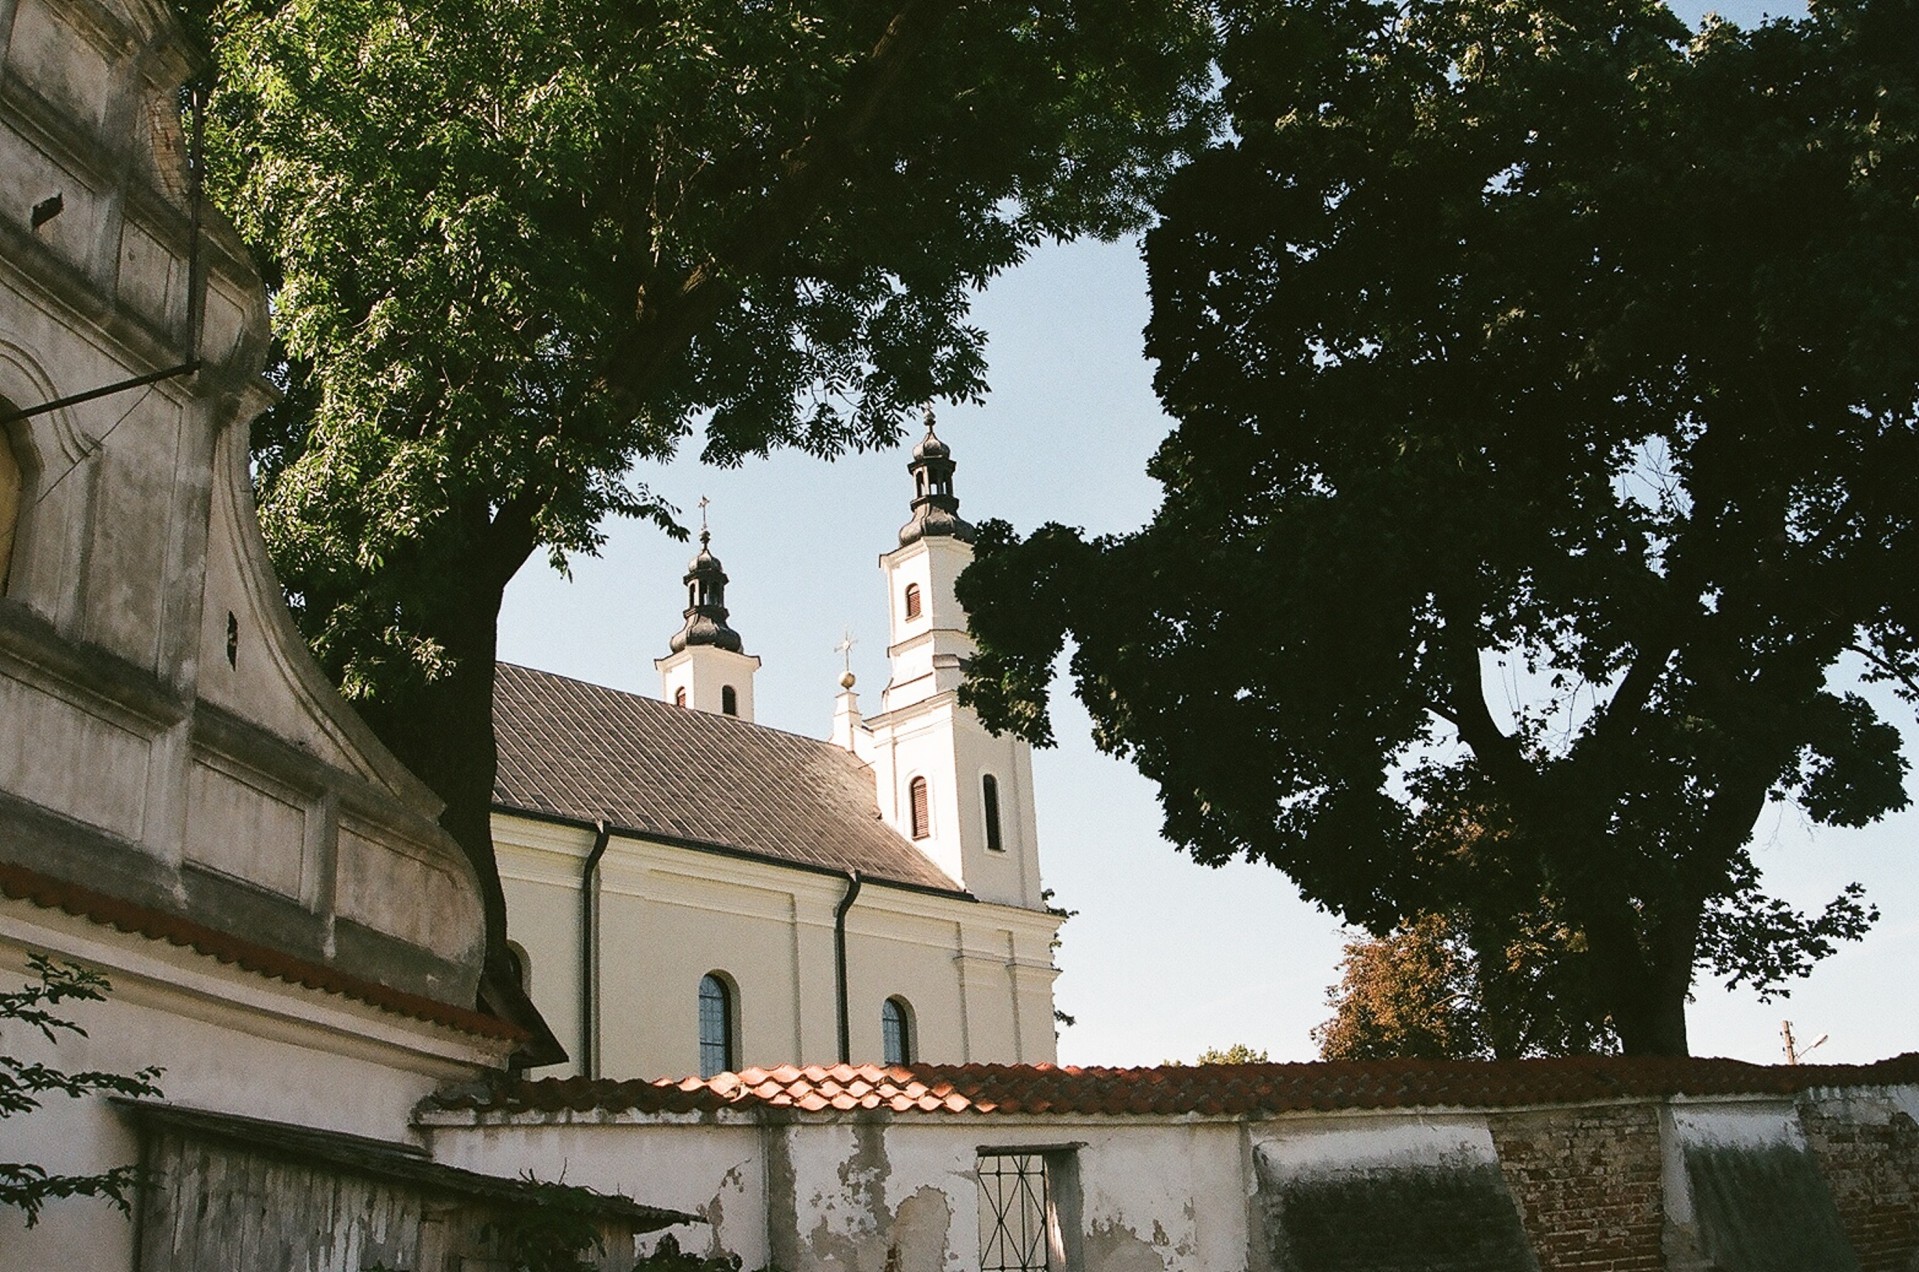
[
  {"x1": 425, "y1": 1052, "x2": 1919, "y2": 1121},
  {"x1": 0, "y1": 862, "x2": 523, "y2": 1042}
]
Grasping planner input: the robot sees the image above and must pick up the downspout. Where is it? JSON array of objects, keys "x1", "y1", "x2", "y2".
[
  {"x1": 580, "y1": 818, "x2": 610, "y2": 1078},
  {"x1": 834, "y1": 869, "x2": 862, "y2": 1064}
]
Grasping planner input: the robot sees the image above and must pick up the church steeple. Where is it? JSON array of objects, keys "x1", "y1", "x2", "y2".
[
  {"x1": 859, "y1": 419, "x2": 1044, "y2": 911},
  {"x1": 656, "y1": 505, "x2": 760, "y2": 719},
  {"x1": 899, "y1": 410, "x2": 975, "y2": 547},
  {"x1": 669, "y1": 529, "x2": 744, "y2": 653}
]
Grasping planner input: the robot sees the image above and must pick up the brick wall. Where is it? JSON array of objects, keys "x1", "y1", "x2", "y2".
[
  {"x1": 1489, "y1": 1104, "x2": 1665, "y2": 1272},
  {"x1": 1800, "y1": 1097, "x2": 1919, "y2": 1272}
]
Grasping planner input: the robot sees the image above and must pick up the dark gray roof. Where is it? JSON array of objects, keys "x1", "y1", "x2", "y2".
[{"x1": 492, "y1": 663, "x2": 964, "y2": 894}]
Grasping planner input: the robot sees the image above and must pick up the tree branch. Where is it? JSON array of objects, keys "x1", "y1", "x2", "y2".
[{"x1": 600, "y1": 0, "x2": 963, "y2": 411}]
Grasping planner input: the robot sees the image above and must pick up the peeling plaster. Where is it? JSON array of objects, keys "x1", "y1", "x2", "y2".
[
  {"x1": 767, "y1": 1122, "x2": 802, "y2": 1272},
  {"x1": 704, "y1": 1161, "x2": 750, "y2": 1259},
  {"x1": 1087, "y1": 1218, "x2": 1169, "y2": 1272},
  {"x1": 884, "y1": 1186, "x2": 954, "y2": 1272}
]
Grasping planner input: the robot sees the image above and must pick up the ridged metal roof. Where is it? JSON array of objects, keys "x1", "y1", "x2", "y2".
[{"x1": 492, "y1": 662, "x2": 963, "y2": 894}]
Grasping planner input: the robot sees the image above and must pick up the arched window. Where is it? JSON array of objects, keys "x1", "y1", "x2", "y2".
[
  {"x1": 982, "y1": 774, "x2": 1004, "y2": 853},
  {"x1": 721, "y1": 685, "x2": 738, "y2": 716},
  {"x1": 674, "y1": 686, "x2": 687, "y2": 708},
  {"x1": 882, "y1": 997, "x2": 913, "y2": 1066},
  {"x1": 903, "y1": 582, "x2": 921, "y2": 620},
  {"x1": 0, "y1": 412, "x2": 19, "y2": 591},
  {"x1": 699, "y1": 973, "x2": 736, "y2": 1078},
  {"x1": 504, "y1": 941, "x2": 532, "y2": 992},
  {"x1": 908, "y1": 776, "x2": 930, "y2": 840}
]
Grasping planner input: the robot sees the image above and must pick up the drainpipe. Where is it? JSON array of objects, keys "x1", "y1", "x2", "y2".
[
  {"x1": 834, "y1": 869, "x2": 862, "y2": 1064},
  {"x1": 580, "y1": 819, "x2": 610, "y2": 1078}
]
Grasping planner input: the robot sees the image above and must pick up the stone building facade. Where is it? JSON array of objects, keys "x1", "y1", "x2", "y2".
[{"x1": 0, "y1": 0, "x2": 665, "y2": 1261}]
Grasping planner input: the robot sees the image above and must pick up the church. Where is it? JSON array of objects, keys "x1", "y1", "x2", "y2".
[{"x1": 490, "y1": 419, "x2": 1064, "y2": 1078}]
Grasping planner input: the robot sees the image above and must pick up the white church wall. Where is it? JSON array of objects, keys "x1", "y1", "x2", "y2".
[
  {"x1": 495, "y1": 813, "x2": 1061, "y2": 1075},
  {"x1": 494, "y1": 814, "x2": 591, "y2": 1069},
  {"x1": 656, "y1": 644, "x2": 761, "y2": 721}
]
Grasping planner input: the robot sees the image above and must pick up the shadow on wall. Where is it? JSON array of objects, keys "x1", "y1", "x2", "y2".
[
  {"x1": 1261, "y1": 1158, "x2": 1540, "y2": 1272},
  {"x1": 1686, "y1": 1143, "x2": 1859, "y2": 1272}
]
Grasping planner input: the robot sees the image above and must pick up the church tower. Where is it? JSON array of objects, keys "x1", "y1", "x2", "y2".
[
  {"x1": 857, "y1": 414, "x2": 1044, "y2": 909},
  {"x1": 656, "y1": 527, "x2": 761, "y2": 720}
]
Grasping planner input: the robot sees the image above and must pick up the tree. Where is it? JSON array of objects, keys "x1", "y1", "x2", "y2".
[
  {"x1": 961, "y1": 0, "x2": 1919, "y2": 1054},
  {"x1": 1313, "y1": 911, "x2": 1617, "y2": 1061},
  {"x1": 1163, "y1": 1042, "x2": 1272, "y2": 1065},
  {"x1": 195, "y1": 0, "x2": 1217, "y2": 974},
  {"x1": 1, "y1": 956, "x2": 164, "y2": 1227}
]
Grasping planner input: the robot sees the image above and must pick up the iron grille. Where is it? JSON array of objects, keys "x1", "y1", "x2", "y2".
[{"x1": 977, "y1": 1153, "x2": 1050, "y2": 1272}]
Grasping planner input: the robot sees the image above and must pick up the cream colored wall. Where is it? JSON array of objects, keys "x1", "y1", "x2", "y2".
[
  {"x1": 655, "y1": 644, "x2": 761, "y2": 721},
  {"x1": 495, "y1": 812, "x2": 1062, "y2": 1077}
]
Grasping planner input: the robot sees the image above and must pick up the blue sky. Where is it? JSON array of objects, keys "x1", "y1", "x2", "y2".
[{"x1": 501, "y1": 0, "x2": 1915, "y2": 1067}]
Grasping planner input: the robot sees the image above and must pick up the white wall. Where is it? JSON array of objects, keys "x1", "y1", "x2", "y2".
[
  {"x1": 496, "y1": 814, "x2": 1061, "y2": 1077},
  {"x1": 0, "y1": 909, "x2": 503, "y2": 1268}
]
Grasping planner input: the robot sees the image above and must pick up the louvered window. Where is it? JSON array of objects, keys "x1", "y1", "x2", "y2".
[
  {"x1": 904, "y1": 582, "x2": 922, "y2": 620},
  {"x1": 982, "y1": 774, "x2": 1004, "y2": 852},
  {"x1": 674, "y1": 687, "x2": 687, "y2": 708},
  {"x1": 909, "y1": 776, "x2": 930, "y2": 839}
]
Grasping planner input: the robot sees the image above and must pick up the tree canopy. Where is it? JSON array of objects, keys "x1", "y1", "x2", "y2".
[
  {"x1": 1314, "y1": 910, "x2": 1617, "y2": 1061},
  {"x1": 961, "y1": 0, "x2": 1919, "y2": 1055},
  {"x1": 194, "y1": 0, "x2": 1216, "y2": 985}
]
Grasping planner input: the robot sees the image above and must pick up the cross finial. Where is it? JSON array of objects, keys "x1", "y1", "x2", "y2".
[
  {"x1": 835, "y1": 628, "x2": 857, "y2": 673},
  {"x1": 698, "y1": 495, "x2": 711, "y2": 543}
]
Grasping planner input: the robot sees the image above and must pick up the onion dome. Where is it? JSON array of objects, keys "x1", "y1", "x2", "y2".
[
  {"x1": 898, "y1": 409, "x2": 976, "y2": 547},
  {"x1": 668, "y1": 530, "x2": 744, "y2": 653}
]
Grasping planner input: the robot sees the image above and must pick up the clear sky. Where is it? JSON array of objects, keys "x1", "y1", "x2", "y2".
[{"x1": 501, "y1": 0, "x2": 1914, "y2": 1068}]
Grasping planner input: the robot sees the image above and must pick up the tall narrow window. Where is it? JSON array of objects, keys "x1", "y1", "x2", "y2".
[
  {"x1": 882, "y1": 997, "x2": 913, "y2": 1065},
  {"x1": 0, "y1": 420, "x2": 19, "y2": 591},
  {"x1": 698, "y1": 973, "x2": 735, "y2": 1078},
  {"x1": 674, "y1": 687, "x2": 687, "y2": 708},
  {"x1": 721, "y1": 685, "x2": 738, "y2": 716},
  {"x1": 909, "y1": 776, "x2": 930, "y2": 839},
  {"x1": 982, "y1": 774, "x2": 1004, "y2": 853},
  {"x1": 904, "y1": 582, "x2": 922, "y2": 620}
]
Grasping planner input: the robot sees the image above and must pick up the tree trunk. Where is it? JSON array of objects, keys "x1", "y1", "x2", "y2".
[
  {"x1": 1605, "y1": 965, "x2": 1692, "y2": 1056},
  {"x1": 354, "y1": 556, "x2": 515, "y2": 983}
]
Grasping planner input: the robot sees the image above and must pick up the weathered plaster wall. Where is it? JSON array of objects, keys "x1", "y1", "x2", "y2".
[
  {"x1": 0, "y1": 912, "x2": 500, "y2": 1267},
  {"x1": 0, "y1": 0, "x2": 488, "y2": 1008},
  {"x1": 424, "y1": 1085, "x2": 1919, "y2": 1272},
  {"x1": 0, "y1": 0, "x2": 523, "y2": 1261}
]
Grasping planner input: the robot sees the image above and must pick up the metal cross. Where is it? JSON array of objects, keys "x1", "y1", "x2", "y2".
[
  {"x1": 697, "y1": 495, "x2": 710, "y2": 534},
  {"x1": 835, "y1": 629, "x2": 857, "y2": 673}
]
